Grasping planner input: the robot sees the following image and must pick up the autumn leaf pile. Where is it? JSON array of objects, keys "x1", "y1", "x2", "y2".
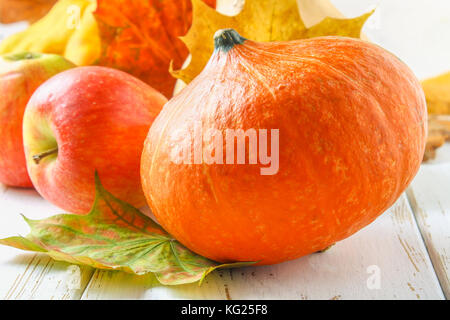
[{"x1": 0, "y1": 0, "x2": 447, "y2": 284}]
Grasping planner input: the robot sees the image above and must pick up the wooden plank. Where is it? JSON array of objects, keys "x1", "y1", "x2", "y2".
[
  {"x1": 81, "y1": 195, "x2": 443, "y2": 300},
  {"x1": 407, "y1": 159, "x2": 450, "y2": 299},
  {"x1": 0, "y1": 185, "x2": 95, "y2": 300}
]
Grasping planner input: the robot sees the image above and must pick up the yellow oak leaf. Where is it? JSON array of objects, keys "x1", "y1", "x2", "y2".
[
  {"x1": 422, "y1": 72, "x2": 450, "y2": 115},
  {"x1": 171, "y1": 0, "x2": 373, "y2": 84}
]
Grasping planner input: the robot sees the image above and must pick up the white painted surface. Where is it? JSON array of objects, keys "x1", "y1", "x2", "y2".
[
  {"x1": 0, "y1": 0, "x2": 449, "y2": 300},
  {"x1": 408, "y1": 163, "x2": 450, "y2": 298},
  {"x1": 0, "y1": 187, "x2": 94, "y2": 300}
]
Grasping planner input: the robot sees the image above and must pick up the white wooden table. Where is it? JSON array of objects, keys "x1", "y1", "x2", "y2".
[
  {"x1": 0, "y1": 145, "x2": 449, "y2": 300},
  {"x1": 0, "y1": 0, "x2": 449, "y2": 300}
]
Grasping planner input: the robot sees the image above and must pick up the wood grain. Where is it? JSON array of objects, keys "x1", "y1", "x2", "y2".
[
  {"x1": 0, "y1": 186, "x2": 95, "y2": 300},
  {"x1": 407, "y1": 163, "x2": 450, "y2": 298}
]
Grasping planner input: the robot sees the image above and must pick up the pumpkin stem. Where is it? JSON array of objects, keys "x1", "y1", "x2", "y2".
[{"x1": 214, "y1": 29, "x2": 246, "y2": 52}]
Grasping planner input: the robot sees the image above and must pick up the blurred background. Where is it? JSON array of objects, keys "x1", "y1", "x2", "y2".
[{"x1": 331, "y1": 0, "x2": 450, "y2": 79}]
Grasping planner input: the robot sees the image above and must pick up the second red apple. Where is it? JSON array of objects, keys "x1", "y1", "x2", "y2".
[
  {"x1": 0, "y1": 52, "x2": 75, "y2": 187},
  {"x1": 23, "y1": 66, "x2": 167, "y2": 213}
]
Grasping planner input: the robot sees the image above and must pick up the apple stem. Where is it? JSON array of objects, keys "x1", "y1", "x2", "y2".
[{"x1": 33, "y1": 148, "x2": 58, "y2": 164}]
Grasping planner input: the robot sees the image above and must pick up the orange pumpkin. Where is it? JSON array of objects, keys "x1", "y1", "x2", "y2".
[{"x1": 141, "y1": 29, "x2": 427, "y2": 265}]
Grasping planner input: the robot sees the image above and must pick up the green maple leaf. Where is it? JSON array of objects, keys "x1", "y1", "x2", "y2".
[{"x1": 0, "y1": 174, "x2": 252, "y2": 285}]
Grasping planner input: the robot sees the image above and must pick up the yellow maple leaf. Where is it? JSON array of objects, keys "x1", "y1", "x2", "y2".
[
  {"x1": 171, "y1": 0, "x2": 373, "y2": 84},
  {"x1": 422, "y1": 72, "x2": 450, "y2": 115}
]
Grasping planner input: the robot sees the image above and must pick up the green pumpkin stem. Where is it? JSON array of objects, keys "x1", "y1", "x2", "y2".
[{"x1": 214, "y1": 29, "x2": 246, "y2": 52}]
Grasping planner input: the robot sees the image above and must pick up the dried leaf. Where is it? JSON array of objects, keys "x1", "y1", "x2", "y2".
[
  {"x1": 0, "y1": 173, "x2": 252, "y2": 285},
  {"x1": 171, "y1": 0, "x2": 373, "y2": 84},
  {"x1": 0, "y1": 0, "x2": 57, "y2": 23},
  {"x1": 422, "y1": 72, "x2": 450, "y2": 115},
  {"x1": 424, "y1": 115, "x2": 450, "y2": 162},
  {"x1": 422, "y1": 72, "x2": 450, "y2": 161},
  {"x1": 94, "y1": 0, "x2": 216, "y2": 98}
]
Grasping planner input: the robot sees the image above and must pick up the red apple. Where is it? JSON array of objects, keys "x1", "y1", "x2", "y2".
[
  {"x1": 0, "y1": 52, "x2": 75, "y2": 187},
  {"x1": 23, "y1": 66, "x2": 167, "y2": 213}
]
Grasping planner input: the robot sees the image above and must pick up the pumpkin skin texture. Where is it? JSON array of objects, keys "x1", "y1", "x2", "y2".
[{"x1": 141, "y1": 29, "x2": 427, "y2": 265}]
